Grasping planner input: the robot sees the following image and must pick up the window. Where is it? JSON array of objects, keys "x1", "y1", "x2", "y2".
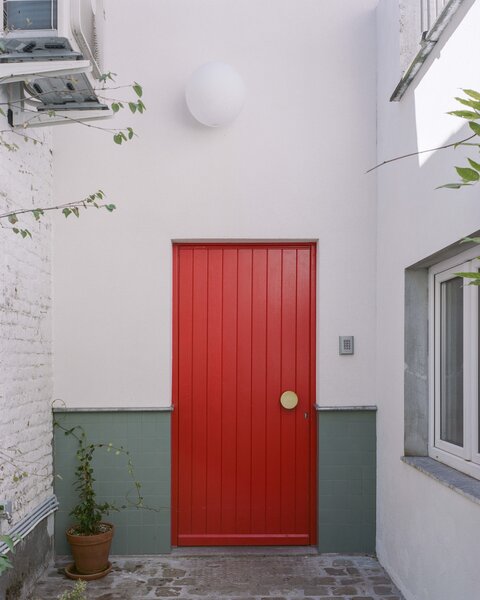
[
  {"x1": 429, "y1": 247, "x2": 480, "y2": 479},
  {"x1": 3, "y1": 0, "x2": 57, "y2": 31}
]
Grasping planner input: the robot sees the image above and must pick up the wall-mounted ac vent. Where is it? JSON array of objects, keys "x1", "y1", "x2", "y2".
[
  {"x1": 3, "y1": 0, "x2": 105, "y2": 76},
  {"x1": 0, "y1": 1, "x2": 110, "y2": 126},
  {"x1": 0, "y1": 36, "x2": 82, "y2": 62}
]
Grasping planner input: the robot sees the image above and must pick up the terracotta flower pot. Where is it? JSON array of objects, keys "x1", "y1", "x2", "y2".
[{"x1": 66, "y1": 522, "x2": 114, "y2": 576}]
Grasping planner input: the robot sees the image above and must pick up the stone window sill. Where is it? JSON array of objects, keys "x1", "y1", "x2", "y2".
[{"x1": 401, "y1": 456, "x2": 480, "y2": 506}]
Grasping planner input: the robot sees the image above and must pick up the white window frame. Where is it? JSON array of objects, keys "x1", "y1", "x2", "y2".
[{"x1": 429, "y1": 246, "x2": 480, "y2": 479}]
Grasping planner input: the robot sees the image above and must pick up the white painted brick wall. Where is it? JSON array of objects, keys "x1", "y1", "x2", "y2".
[{"x1": 0, "y1": 88, "x2": 54, "y2": 527}]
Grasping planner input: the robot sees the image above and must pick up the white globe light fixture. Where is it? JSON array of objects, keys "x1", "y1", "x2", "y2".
[{"x1": 185, "y1": 62, "x2": 246, "y2": 127}]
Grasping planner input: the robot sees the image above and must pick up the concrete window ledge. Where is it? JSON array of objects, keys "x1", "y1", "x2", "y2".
[{"x1": 402, "y1": 456, "x2": 480, "y2": 506}]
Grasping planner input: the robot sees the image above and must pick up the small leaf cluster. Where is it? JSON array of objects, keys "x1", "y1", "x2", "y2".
[
  {"x1": 56, "y1": 422, "x2": 145, "y2": 536},
  {"x1": 58, "y1": 580, "x2": 87, "y2": 600},
  {"x1": 1, "y1": 190, "x2": 116, "y2": 238},
  {"x1": 111, "y1": 82, "x2": 145, "y2": 145},
  {"x1": 453, "y1": 237, "x2": 480, "y2": 285},
  {"x1": 12, "y1": 470, "x2": 29, "y2": 482},
  {"x1": 8, "y1": 212, "x2": 32, "y2": 239},
  {"x1": 62, "y1": 190, "x2": 115, "y2": 218},
  {"x1": 113, "y1": 127, "x2": 134, "y2": 145},
  {"x1": 98, "y1": 71, "x2": 117, "y2": 84},
  {"x1": 440, "y1": 90, "x2": 480, "y2": 188},
  {"x1": 0, "y1": 535, "x2": 15, "y2": 575},
  {"x1": 1, "y1": 75, "x2": 145, "y2": 240}
]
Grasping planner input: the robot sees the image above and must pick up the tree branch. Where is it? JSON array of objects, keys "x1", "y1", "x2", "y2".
[{"x1": 366, "y1": 133, "x2": 478, "y2": 174}]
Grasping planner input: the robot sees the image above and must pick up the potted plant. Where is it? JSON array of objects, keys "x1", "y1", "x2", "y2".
[{"x1": 57, "y1": 424, "x2": 144, "y2": 580}]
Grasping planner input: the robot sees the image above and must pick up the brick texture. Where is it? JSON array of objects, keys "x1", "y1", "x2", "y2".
[{"x1": 0, "y1": 95, "x2": 54, "y2": 526}]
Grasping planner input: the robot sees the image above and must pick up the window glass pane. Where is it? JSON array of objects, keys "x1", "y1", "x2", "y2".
[
  {"x1": 5, "y1": 0, "x2": 57, "y2": 30},
  {"x1": 440, "y1": 277, "x2": 464, "y2": 447}
]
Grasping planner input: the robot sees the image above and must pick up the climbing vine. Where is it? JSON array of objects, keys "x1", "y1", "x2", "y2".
[{"x1": 0, "y1": 74, "x2": 145, "y2": 238}]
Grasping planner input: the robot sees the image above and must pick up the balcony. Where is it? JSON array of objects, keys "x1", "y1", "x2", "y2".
[{"x1": 391, "y1": 0, "x2": 467, "y2": 101}]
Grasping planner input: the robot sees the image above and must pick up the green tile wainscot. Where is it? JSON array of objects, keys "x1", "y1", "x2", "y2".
[
  {"x1": 53, "y1": 408, "x2": 171, "y2": 555},
  {"x1": 317, "y1": 406, "x2": 377, "y2": 554}
]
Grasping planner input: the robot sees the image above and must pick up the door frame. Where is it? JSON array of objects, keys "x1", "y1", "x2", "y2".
[{"x1": 171, "y1": 241, "x2": 317, "y2": 546}]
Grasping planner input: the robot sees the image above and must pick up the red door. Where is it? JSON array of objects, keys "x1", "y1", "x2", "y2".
[{"x1": 172, "y1": 243, "x2": 316, "y2": 546}]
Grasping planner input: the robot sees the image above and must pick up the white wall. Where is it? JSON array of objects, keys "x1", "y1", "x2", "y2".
[
  {"x1": 52, "y1": 0, "x2": 378, "y2": 410},
  {"x1": 0, "y1": 106, "x2": 54, "y2": 525},
  {"x1": 376, "y1": 1, "x2": 480, "y2": 599}
]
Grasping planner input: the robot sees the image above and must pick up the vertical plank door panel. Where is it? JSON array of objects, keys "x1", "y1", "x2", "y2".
[
  {"x1": 250, "y1": 248, "x2": 268, "y2": 534},
  {"x1": 205, "y1": 249, "x2": 223, "y2": 534},
  {"x1": 265, "y1": 248, "x2": 282, "y2": 536},
  {"x1": 173, "y1": 243, "x2": 316, "y2": 546}
]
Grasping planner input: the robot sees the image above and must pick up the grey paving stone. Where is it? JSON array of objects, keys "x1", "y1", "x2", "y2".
[{"x1": 29, "y1": 553, "x2": 405, "y2": 600}]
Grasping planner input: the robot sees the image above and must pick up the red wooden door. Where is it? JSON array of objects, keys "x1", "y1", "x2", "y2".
[{"x1": 172, "y1": 243, "x2": 316, "y2": 546}]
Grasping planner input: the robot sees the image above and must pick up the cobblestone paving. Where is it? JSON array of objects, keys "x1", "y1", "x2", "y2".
[{"x1": 31, "y1": 552, "x2": 404, "y2": 600}]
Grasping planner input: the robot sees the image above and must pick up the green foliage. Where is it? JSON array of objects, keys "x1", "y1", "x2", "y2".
[
  {"x1": 55, "y1": 422, "x2": 145, "y2": 536},
  {"x1": 455, "y1": 166, "x2": 479, "y2": 182},
  {"x1": 463, "y1": 89, "x2": 480, "y2": 101},
  {"x1": 443, "y1": 93, "x2": 480, "y2": 282},
  {"x1": 0, "y1": 554, "x2": 12, "y2": 574},
  {"x1": 455, "y1": 272, "x2": 480, "y2": 285},
  {"x1": 469, "y1": 122, "x2": 480, "y2": 136},
  {"x1": 1, "y1": 190, "x2": 116, "y2": 238},
  {"x1": 439, "y1": 90, "x2": 480, "y2": 189},
  {"x1": 0, "y1": 76, "x2": 145, "y2": 237},
  {"x1": 447, "y1": 109, "x2": 480, "y2": 120},
  {"x1": 98, "y1": 72, "x2": 117, "y2": 84},
  {"x1": 0, "y1": 535, "x2": 15, "y2": 575},
  {"x1": 0, "y1": 534, "x2": 23, "y2": 574},
  {"x1": 109, "y1": 81, "x2": 145, "y2": 143},
  {"x1": 57, "y1": 580, "x2": 87, "y2": 600}
]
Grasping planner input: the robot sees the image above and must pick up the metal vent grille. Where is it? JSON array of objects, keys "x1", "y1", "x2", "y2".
[
  {"x1": 0, "y1": 37, "x2": 108, "y2": 111},
  {"x1": 71, "y1": 0, "x2": 105, "y2": 79}
]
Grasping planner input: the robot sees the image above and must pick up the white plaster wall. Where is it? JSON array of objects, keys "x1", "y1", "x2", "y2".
[
  {"x1": 0, "y1": 103, "x2": 54, "y2": 526},
  {"x1": 376, "y1": 1, "x2": 480, "y2": 599},
  {"x1": 52, "y1": 0, "x2": 378, "y2": 410}
]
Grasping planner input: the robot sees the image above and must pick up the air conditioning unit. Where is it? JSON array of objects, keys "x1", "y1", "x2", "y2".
[{"x1": 0, "y1": 0, "x2": 111, "y2": 127}]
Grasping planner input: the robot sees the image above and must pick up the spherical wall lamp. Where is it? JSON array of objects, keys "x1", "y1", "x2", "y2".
[{"x1": 185, "y1": 62, "x2": 246, "y2": 127}]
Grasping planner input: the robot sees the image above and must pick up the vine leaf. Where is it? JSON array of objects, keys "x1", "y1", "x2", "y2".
[
  {"x1": 464, "y1": 89, "x2": 480, "y2": 101},
  {"x1": 455, "y1": 166, "x2": 480, "y2": 182},
  {"x1": 448, "y1": 110, "x2": 480, "y2": 120}
]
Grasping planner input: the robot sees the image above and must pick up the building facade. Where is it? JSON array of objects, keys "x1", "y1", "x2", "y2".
[{"x1": 1, "y1": 1, "x2": 480, "y2": 599}]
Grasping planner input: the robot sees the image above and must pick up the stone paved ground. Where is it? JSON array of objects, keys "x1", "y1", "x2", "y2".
[{"x1": 30, "y1": 551, "x2": 404, "y2": 600}]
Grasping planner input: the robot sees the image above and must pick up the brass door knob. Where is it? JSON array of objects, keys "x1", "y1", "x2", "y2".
[{"x1": 280, "y1": 390, "x2": 298, "y2": 410}]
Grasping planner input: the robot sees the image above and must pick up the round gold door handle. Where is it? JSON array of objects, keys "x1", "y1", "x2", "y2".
[{"x1": 280, "y1": 390, "x2": 298, "y2": 410}]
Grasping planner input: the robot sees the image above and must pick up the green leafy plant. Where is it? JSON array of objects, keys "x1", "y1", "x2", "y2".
[
  {"x1": 0, "y1": 534, "x2": 15, "y2": 575},
  {"x1": 0, "y1": 190, "x2": 115, "y2": 239},
  {"x1": 437, "y1": 89, "x2": 480, "y2": 189},
  {"x1": 369, "y1": 89, "x2": 480, "y2": 283},
  {"x1": 368, "y1": 89, "x2": 480, "y2": 184},
  {"x1": 57, "y1": 580, "x2": 87, "y2": 600},
  {"x1": 0, "y1": 77, "x2": 144, "y2": 237},
  {"x1": 54, "y1": 421, "x2": 145, "y2": 536}
]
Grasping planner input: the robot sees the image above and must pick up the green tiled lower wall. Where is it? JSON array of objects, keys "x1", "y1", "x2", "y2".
[
  {"x1": 53, "y1": 410, "x2": 171, "y2": 555},
  {"x1": 54, "y1": 409, "x2": 374, "y2": 555},
  {"x1": 318, "y1": 410, "x2": 376, "y2": 554}
]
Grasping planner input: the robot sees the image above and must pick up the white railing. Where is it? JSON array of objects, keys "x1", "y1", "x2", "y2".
[{"x1": 420, "y1": 0, "x2": 449, "y2": 33}]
